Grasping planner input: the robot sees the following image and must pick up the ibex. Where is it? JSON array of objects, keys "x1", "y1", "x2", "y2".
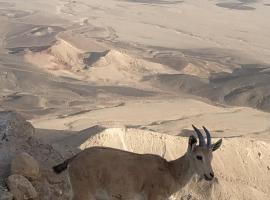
[{"x1": 53, "y1": 125, "x2": 222, "y2": 200}]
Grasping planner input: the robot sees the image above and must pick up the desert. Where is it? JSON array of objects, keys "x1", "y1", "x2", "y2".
[{"x1": 0, "y1": 0, "x2": 270, "y2": 199}]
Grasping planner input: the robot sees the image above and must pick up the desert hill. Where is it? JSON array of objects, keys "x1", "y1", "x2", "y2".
[
  {"x1": 25, "y1": 37, "x2": 177, "y2": 87},
  {"x1": 23, "y1": 34, "x2": 270, "y2": 113},
  {"x1": 149, "y1": 64, "x2": 270, "y2": 112}
]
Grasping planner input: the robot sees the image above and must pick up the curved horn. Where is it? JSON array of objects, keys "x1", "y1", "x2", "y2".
[
  {"x1": 203, "y1": 126, "x2": 211, "y2": 148},
  {"x1": 192, "y1": 125, "x2": 205, "y2": 146}
]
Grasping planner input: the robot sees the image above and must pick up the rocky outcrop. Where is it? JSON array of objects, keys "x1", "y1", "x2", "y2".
[
  {"x1": 0, "y1": 111, "x2": 70, "y2": 200},
  {"x1": 7, "y1": 175, "x2": 37, "y2": 200},
  {"x1": 0, "y1": 111, "x2": 35, "y2": 186}
]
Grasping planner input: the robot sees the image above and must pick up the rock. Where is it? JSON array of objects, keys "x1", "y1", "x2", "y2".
[
  {"x1": 0, "y1": 111, "x2": 35, "y2": 181},
  {"x1": 0, "y1": 111, "x2": 70, "y2": 199},
  {"x1": 7, "y1": 174, "x2": 38, "y2": 200},
  {"x1": 0, "y1": 111, "x2": 34, "y2": 140},
  {"x1": 0, "y1": 190, "x2": 13, "y2": 200},
  {"x1": 11, "y1": 153, "x2": 40, "y2": 180}
]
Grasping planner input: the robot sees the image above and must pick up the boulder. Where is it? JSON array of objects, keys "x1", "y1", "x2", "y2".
[
  {"x1": 0, "y1": 111, "x2": 71, "y2": 199},
  {"x1": 0, "y1": 111, "x2": 35, "y2": 183},
  {"x1": 7, "y1": 174, "x2": 37, "y2": 200},
  {"x1": 11, "y1": 153, "x2": 40, "y2": 180},
  {"x1": 0, "y1": 111, "x2": 34, "y2": 141}
]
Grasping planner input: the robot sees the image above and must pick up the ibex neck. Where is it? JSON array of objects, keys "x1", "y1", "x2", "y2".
[{"x1": 169, "y1": 154, "x2": 195, "y2": 189}]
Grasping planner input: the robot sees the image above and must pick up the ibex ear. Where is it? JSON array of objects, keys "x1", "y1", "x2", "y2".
[
  {"x1": 187, "y1": 135, "x2": 197, "y2": 153},
  {"x1": 211, "y1": 139, "x2": 222, "y2": 151}
]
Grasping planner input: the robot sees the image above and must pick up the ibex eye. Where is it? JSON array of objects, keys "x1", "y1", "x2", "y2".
[{"x1": 196, "y1": 155, "x2": 203, "y2": 161}]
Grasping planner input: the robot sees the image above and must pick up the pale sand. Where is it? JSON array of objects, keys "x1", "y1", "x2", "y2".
[{"x1": 31, "y1": 96, "x2": 270, "y2": 140}]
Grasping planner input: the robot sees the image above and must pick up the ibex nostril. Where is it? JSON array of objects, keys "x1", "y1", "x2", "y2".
[{"x1": 210, "y1": 172, "x2": 214, "y2": 178}]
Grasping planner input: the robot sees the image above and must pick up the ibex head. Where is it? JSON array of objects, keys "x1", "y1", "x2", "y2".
[{"x1": 187, "y1": 125, "x2": 222, "y2": 181}]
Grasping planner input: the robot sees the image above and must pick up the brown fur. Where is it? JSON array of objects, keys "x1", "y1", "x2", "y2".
[
  {"x1": 63, "y1": 147, "x2": 195, "y2": 200},
  {"x1": 53, "y1": 131, "x2": 222, "y2": 200}
]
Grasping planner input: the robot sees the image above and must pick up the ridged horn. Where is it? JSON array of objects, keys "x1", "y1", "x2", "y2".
[
  {"x1": 192, "y1": 125, "x2": 205, "y2": 146},
  {"x1": 203, "y1": 126, "x2": 211, "y2": 148}
]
